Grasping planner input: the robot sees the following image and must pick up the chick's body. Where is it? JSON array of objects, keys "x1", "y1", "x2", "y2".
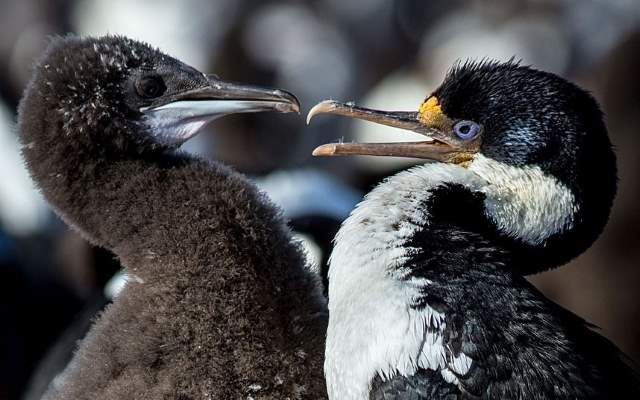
[{"x1": 19, "y1": 36, "x2": 327, "y2": 399}]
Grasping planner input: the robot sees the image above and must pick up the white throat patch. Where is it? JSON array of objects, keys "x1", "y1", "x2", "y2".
[
  {"x1": 469, "y1": 154, "x2": 577, "y2": 245},
  {"x1": 325, "y1": 157, "x2": 577, "y2": 399}
]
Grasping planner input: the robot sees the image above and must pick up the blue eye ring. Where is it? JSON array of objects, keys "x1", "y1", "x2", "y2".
[{"x1": 453, "y1": 120, "x2": 481, "y2": 140}]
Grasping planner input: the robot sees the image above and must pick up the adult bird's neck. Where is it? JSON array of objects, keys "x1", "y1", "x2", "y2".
[
  {"x1": 329, "y1": 153, "x2": 585, "y2": 288},
  {"x1": 328, "y1": 163, "x2": 507, "y2": 292}
]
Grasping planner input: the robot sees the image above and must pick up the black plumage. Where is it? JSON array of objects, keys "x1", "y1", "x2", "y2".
[
  {"x1": 308, "y1": 61, "x2": 639, "y2": 399},
  {"x1": 371, "y1": 369, "x2": 459, "y2": 400},
  {"x1": 371, "y1": 185, "x2": 638, "y2": 399},
  {"x1": 431, "y1": 61, "x2": 617, "y2": 274},
  {"x1": 19, "y1": 35, "x2": 327, "y2": 399}
]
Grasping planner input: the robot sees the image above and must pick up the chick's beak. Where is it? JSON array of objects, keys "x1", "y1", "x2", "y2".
[
  {"x1": 168, "y1": 75, "x2": 300, "y2": 114},
  {"x1": 141, "y1": 75, "x2": 299, "y2": 146},
  {"x1": 306, "y1": 100, "x2": 479, "y2": 164}
]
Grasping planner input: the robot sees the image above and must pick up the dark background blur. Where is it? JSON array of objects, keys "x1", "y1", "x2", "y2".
[{"x1": 1, "y1": 0, "x2": 639, "y2": 399}]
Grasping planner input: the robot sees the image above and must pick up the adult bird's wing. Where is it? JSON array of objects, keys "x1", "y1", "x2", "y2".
[{"x1": 401, "y1": 269, "x2": 640, "y2": 399}]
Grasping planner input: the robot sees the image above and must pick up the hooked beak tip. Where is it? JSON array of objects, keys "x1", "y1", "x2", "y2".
[
  {"x1": 272, "y1": 89, "x2": 300, "y2": 114},
  {"x1": 306, "y1": 100, "x2": 339, "y2": 124}
]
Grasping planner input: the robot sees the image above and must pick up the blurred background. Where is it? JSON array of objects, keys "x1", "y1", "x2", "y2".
[{"x1": 1, "y1": 0, "x2": 639, "y2": 398}]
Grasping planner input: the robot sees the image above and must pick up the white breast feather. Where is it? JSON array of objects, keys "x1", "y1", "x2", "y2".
[
  {"x1": 325, "y1": 163, "x2": 484, "y2": 400},
  {"x1": 325, "y1": 157, "x2": 577, "y2": 399}
]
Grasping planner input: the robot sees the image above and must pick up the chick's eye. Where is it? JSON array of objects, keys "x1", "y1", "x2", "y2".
[
  {"x1": 136, "y1": 76, "x2": 166, "y2": 99},
  {"x1": 453, "y1": 120, "x2": 481, "y2": 140}
]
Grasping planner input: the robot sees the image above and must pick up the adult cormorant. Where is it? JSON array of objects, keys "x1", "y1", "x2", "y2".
[
  {"x1": 19, "y1": 35, "x2": 327, "y2": 399},
  {"x1": 308, "y1": 60, "x2": 639, "y2": 399}
]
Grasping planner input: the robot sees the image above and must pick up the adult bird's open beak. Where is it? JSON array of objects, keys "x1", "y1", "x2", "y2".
[
  {"x1": 141, "y1": 75, "x2": 300, "y2": 146},
  {"x1": 306, "y1": 99, "x2": 480, "y2": 164}
]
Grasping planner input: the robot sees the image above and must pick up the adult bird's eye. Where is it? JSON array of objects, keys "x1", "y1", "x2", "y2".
[
  {"x1": 136, "y1": 76, "x2": 166, "y2": 99},
  {"x1": 453, "y1": 120, "x2": 481, "y2": 140}
]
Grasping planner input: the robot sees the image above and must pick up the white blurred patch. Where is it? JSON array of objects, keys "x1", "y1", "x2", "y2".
[
  {"x1": 0, "y1": 102, "x2": 49, "y2": 235},
  {"x1": 104, "y1": 270, "x2": 127, "y2": 299},
  {"x1": 104, "y1": 270, "x2": 144, "y2": 299},
  {"x1": 256, "y1": 168, "x2": 361, "y2": 221},
  {"x1": 241, "y1": 3, "x2": 354, "y2": 102},
  {"x1": 418, "y1": 9, "x2": 570, "y2": 79},
  {"x1": 72, "y1": 0, "x2": 239, "y2": 69},
  {"x1": 351, "y1": 71, "x2": 431, "y2": 173},
  {"x1": 294, "y1": 232, "x2": 323, "y2": 275}
]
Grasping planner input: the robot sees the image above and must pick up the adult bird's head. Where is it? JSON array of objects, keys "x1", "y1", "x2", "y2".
[
  {"x1": 308, "y1": 60, "x2": 616, "y2": 274},
  {"x1": 19, "y1": 35, "x2": 299, "y2": 157}
]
